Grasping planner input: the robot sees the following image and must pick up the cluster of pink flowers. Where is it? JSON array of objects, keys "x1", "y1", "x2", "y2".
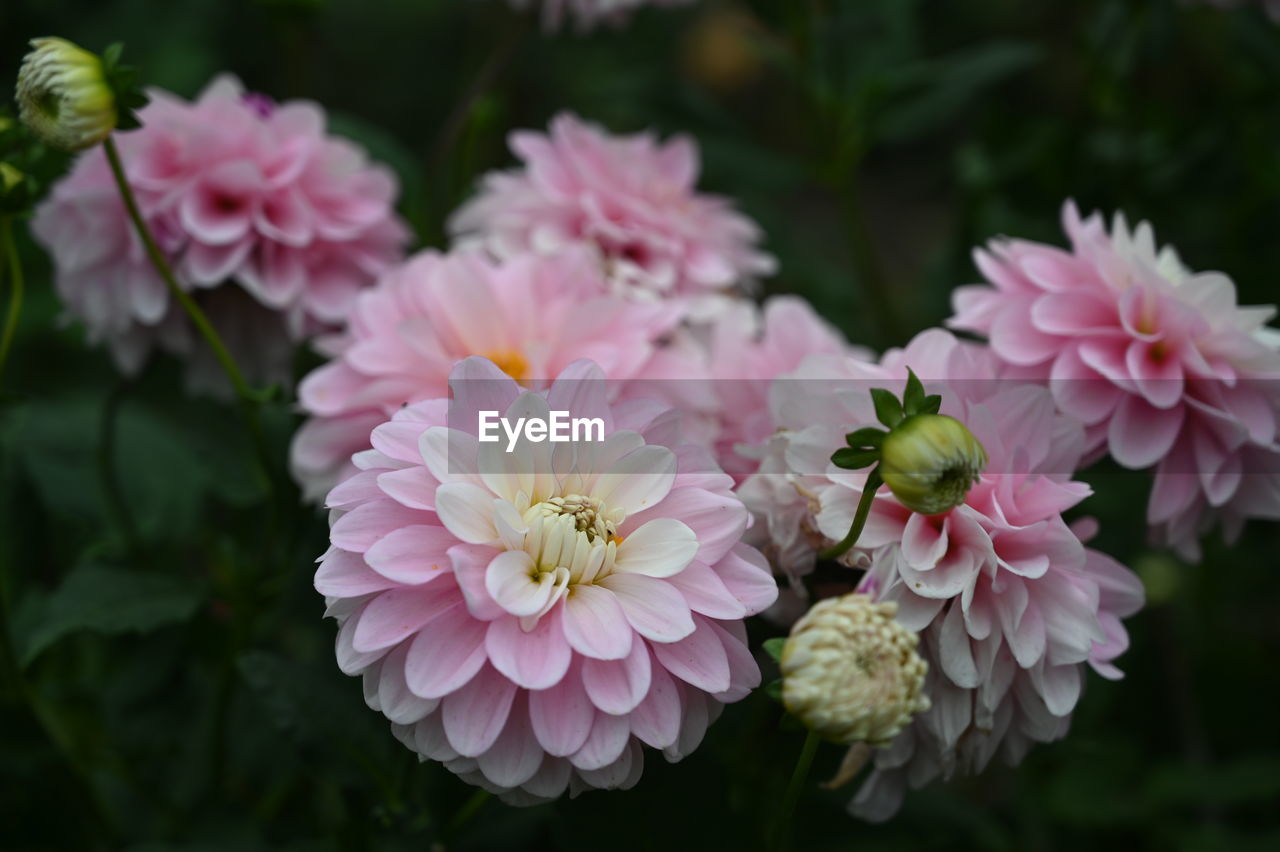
[
  {"x1": 739, "y1": 330, "x2": 1145, "y2": 819},
  {"x1": 32, "y1": 75, "x2": 409, "y2": 388},
  {"x1": 950, "y1": 203, "x2": 1280, "y2": 558},
  {"x1": 39, "y1": 60, "x2": 1279, "y2": 819}
]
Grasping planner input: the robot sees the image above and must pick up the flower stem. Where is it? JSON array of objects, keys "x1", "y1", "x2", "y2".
[
  {"x1": 819, "y1": 467, "x2": 882, "y2": 561},
  {"x1": 102, "y1": 137, "x2": 259, "y2": 403},
  {"x1": 0, "y1": 217, "x2": 25, "y2": 389},
  {"x1": 774, "y1": 729, "x2": 821, "y2": 851},
  {"x1": 447, "y1": 788, "x2": 490, "y2": 838},
  {"x1": 102, "y1": 136, "x2": 274, "y2": 487}
]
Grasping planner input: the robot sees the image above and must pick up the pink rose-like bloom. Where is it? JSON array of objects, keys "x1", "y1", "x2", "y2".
[
  {"x1": 506, "y1": 0, "x2": 694, "y2": 31},
  {"x1": 949, "y1": 202, "x2": 1280, "y2": 559},
  {"x1": 739, "y1": 329, "x2": 1144, "y2": 819},
  {"x1": 449, "y1": 112, "x2": 775, "y2": 314},
  {"x1": 291, "y1": 246, "x2": 684, "y2": 500},
  {"x1": 703, "y1": 295, "x2": 858, "y2": 479},
  {"x1": 317, "y1": 357, "x2": 777, "y2": 802},
  {"x1": 31, "y1": 75, "x2": 409, "y2": 387}
]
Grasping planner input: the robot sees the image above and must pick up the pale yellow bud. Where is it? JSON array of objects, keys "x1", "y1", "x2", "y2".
[
  {"x1": 16, "y1": 38, "x2": 116, "y2": 151},
  {"x1": 878, "y1": 413, "x2": 986, "y2": 515},
  {"x1": 0, "y1": 163, "x2": 24, "y2": 195},
  {"x1": 780, "y1": 594, "x2": 930, "y2": 745}
]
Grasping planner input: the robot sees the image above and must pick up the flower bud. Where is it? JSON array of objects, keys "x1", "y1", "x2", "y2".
[
  {"x1": 16, "y1": 38, "x2": 116, "y2": 151},
  {"x1": 780, "y1": 593, "x2": 930, "y2": 745},
  {"x1": 878, "y1": 413, "x2": 986, "y2": 515},
  {"x1": 0, "y1": 163, "x2": 24, "y2": 196}
]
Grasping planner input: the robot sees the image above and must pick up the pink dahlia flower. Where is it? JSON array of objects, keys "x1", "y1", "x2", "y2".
[
  {"x1": 31, "y1": 74, "x2": 409, "y2": 388},
  {"x1": 506, "y1": 0, "x2": 694, "y2": 31},
  {"x1": 739, "y1": 329, "x2": 1144, "y2": 818},
  {"x1": 949, "y1": 202, "x2": 1280, "y2": 559},
  {"x1": 448, "y1": 112, "x2": 775, "y2": 314},
  {"x1": 317, "y1": 357, "x2": 777, "y2": 802},
  {"x1": 703, "y1": 295, "x2": 858, "y2": 479},
  {"x1": 290, "y1": 246, "x2": 685, "y2": 499}
]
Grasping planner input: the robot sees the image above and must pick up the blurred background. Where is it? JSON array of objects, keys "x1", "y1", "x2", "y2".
[{"x1": 2, "y1": 0, "x2": 1280, "y2": 849}]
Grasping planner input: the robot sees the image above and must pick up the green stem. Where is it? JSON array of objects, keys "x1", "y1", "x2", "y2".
[
  {"x1": 102, "y1": 136, "x2": 274, "y2": 488},
  {"x1": 0, "y1": 217, "x2": 24, "y2": 388},
  {"x1": 819, "y1": 467, "x2": 882, "y2": 561},
  {"x1": 447, "y1": 788, "x2": 490, "y2": 838},
  {"x1": 774, "y1": 730, "x2": 821, "y2": 851},
  {"x1": 104, "y1": 138, "x2": 260, "y2": 403}
]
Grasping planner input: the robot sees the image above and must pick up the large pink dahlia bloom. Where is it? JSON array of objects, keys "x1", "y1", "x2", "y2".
[
  {"x1": 949, "y1": 202, "x2": 1280, "y2": 558},
  {"x1": 291, "y1": 246, "x2": 684, "y2": 499},
  {"x1": 317, "y1": 357, "x2": 777, "y2": 802},
  {"x1": 31, "y1": 75, "x2": 409, "y2": 386},
  {"x1": 449, "y1": 112, "x2": 775, "y2": 314},
  {"x1": 740, "y1": 329, "x2": 1143, "y2": 818}
]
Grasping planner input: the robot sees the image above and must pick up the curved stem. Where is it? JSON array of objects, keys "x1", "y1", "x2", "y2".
[
  {"x1": 102, "y1": 136, "x2": 274, "y2": 489},
  {"x1": 818, "y1": 467, "x2": 882, "y2": 562},
  {"x1": 447, "y1": 788, "x2": 490, "y2": 838},
  {"x1": 102, "y1": 138, "x2": 260, "y2": 403},
  {"x1": 774, "y1": 730, "x2": 820, "y2": 851},
  {"x1": 0, "y1": 217, "x2": 24, "y2": 388}
]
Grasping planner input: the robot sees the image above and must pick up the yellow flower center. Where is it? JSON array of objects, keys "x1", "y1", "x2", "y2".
[{"x1": 483, "y1": 348, "x2": 530, "y2": 384}]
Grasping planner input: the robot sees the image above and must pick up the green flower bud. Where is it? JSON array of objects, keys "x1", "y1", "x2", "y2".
[
  {"x1": 0, "y1": 163, "x2": 24, "y2": 195},
  {"x1": 878, "y1": 413, "x2": 987, "y2": 515},
  {"x1": 16, "y1": 38, "x2": 117, "y2": 151}
]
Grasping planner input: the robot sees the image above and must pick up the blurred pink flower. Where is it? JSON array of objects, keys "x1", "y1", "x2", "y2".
[
  {"x1": 739, "y1": 329, "x2": 1143, "y2": 818},
  {"x1": 449, "y1": 112, "x2": 775, "y2": 314},
  {"x1": 949, "y1": 202, "x2": 1280, "y2": 559},
  {"x1": 290, "y1": 246, "x2": 684, "y2": 499},
  {"x1": 507, "y1": 0, "x2": 695, "y2": 33},
  {"x1": 317, "y1": 357, "x2": 776, "y2": 802},
  {"x1": 703, "y1": 295, "x2": 859, "y2": 479},
  {"x1": 31, "y1": 74, "x2": 409, "y2": 389}
]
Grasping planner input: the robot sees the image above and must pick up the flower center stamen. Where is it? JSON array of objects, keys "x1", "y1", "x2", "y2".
[
  {"x1": 519, "y1": 496, "x2": 627, "y2": 603},
  {"x1": 483, "y1": 348, "x2": 530, "y2": 384}
]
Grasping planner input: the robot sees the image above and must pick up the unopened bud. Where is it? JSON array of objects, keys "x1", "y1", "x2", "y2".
[
  {"x1": 16, "y1": 38, "x2": 117, "y2": 151},
  {"x1": 879, "y1": 414, "x2": 986, "y2": 515},
  {"x1": 781, "y1": 593, "x2": 930, "y2": 745}
]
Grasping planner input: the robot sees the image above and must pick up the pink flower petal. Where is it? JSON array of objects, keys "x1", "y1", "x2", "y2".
[
  {"x1": 598, "y1": 572, "x2": 694, "y2": 642},
  {"x1": 485, "y1": 608, "x2": 573, "y2": 690},
  {"x1": 561, "y1": 585, "x2": 633, "y2": 660}
]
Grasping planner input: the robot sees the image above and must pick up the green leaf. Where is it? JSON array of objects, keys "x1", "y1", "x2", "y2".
[
  {"x1": 764, "y1": 679, "x2": 783, "y2": 702},
  {"x1": 870, "y1": 387, "x2": 904, "y2": 428},
  {"x1": 921, "y1": 394, "x2": 942, "y2": 414},
  {"x1": 902, "y1": 368, "x2": 926, "y2": 415},
  {"x1": 101, "y1": 42, "x2": 124, "y2": 70},
  {"x1": 14, "y1": 564, "x2": 206, "y2": 666},
  {"x1": 763, "y1": 637, "x2": 787, "y2": 661},
  {"x1": 844, "y1": 427, "x2": 886, "y2": 449},
  {"x1": 831, "y1": 447, "x2": 879, "y2": 470}
]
